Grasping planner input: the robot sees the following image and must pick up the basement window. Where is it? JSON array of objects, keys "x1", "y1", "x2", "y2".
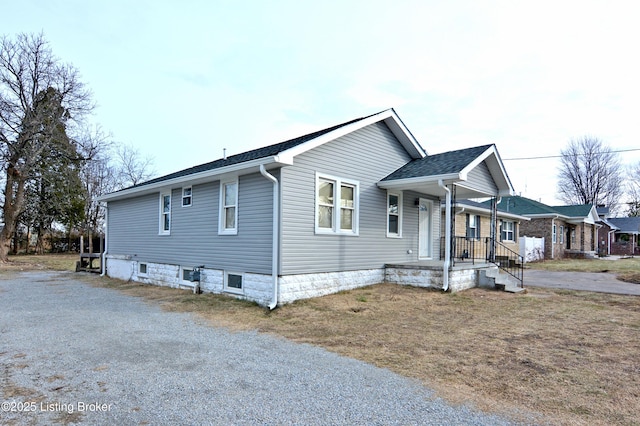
[
  {"x1": 224, "y1": 272, "x2": 243, "y2": 294},
  {"x1": 139, "y1": 263, "x2": 148, "y2": 276}
]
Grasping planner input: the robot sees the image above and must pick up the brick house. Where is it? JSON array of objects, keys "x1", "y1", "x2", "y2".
[
  {"x1": 607, "y1": 217, "x2": 640, "y2": 256},
  {"x1": 495, "y1": 196, "x2": 599, "y2": 260},
  {"x1": 443, "y1": 200, "x2": 529, "y2": 260}
]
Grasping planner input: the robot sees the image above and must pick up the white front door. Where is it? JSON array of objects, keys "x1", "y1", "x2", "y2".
[{"x1": 418, "y1": 198, "x2": 432, "y2": 259}]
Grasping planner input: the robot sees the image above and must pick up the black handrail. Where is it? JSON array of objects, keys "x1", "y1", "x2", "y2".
[{"x1": 440, "y1": 236, "x2": 524, "y2": 287}]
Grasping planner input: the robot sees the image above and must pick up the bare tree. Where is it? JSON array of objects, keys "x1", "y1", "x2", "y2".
[
  {"x1": 115, "y1": 143, "x2": 155, "y2": 187},
  {"x1": 557, "y1": 136, "x2": 624, "y2": 210},
  {"x1": 626, "y1": 162, "x2": 640, "y2": 217},
  {"x1": 0, "y1": 32, "x2": 93, "y2": 261}
]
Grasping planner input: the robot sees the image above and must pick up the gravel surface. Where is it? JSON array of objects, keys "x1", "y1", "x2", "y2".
[{"x1": 1, "y1": 271, "x2": 535, "y2": 425}]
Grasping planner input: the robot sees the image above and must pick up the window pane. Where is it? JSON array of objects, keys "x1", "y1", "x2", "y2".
[
  {"x1": 183, "y1": 187, "x2": 192, "y2": 196},
  {"x1": 318, "y1": 181, "x2": 334, "y2": 205},
  {"x1": 163, "y1": 214, "x2": 170, "y2": 231},
  {"x1": 225, "y1": 207, "x2": 236, "y2": 229},
  {"x1": 224, "y1": 183, "x2": 237, "y2": 206},
  {"x1": 388, "y1": 194, "x2": 398, "y2": 214},
  {"x1": 340, "y1": 185, "x2": 353, "y2": 208},
  {"x1": 341, "y1": 209, "x2": 353, "y2": 230},
  {"x1": 228, "y1": 274, "x2": 242, "y2": 289},
  {"x1": 318, "y1": 206, "x2": 333, "y2": 228},
  {"x1": 388, "y1": 215, "x2": 399, "y2": 234},
  {"x1": 163, "y1": 195, "x2": 171, "y2": 213}
]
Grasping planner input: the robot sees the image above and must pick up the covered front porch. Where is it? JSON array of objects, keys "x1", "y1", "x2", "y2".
[{"x1": 378, "y1": 144, "x2": 522, "y2": 291}]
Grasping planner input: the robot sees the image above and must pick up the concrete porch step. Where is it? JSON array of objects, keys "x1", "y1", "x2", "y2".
[{"x1": 495, "y1": 283, "x2": 526, "y2": 293}]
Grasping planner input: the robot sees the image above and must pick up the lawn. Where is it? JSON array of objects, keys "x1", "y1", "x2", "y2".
[{"x1": 3, "y1": 254, "x2": 640, "y2": 425}]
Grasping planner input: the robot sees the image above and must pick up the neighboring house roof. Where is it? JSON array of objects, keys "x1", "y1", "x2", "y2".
[
  {"x1": 378, "y1": 144, "x2": 514, "y2": 198},
  {"x1": 442, "y1": 200, "x2": 530, "y2": 221},
  {"x1": 552, "y1": 204, "x2": 594, "y2": 218},
  {"x1": 596, "y1": 206, "x2": 610, "y2": 217},
  {"x1": 494, "y1": 196, "x2": 599, "y2": 225},
  {"x1": 608, "y1": 217, "x2": 640, "y2": 234},
  {"x1": 598, "y1": 217, "x2": 620, "y2": 231},
  {"x1": 98, "y1": 109, "x2": 426, "y2": 202}
]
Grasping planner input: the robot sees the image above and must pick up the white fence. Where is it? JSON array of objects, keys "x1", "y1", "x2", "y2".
[{"x1": 520, "y1": 236, "x2": 545, "y2": 263}]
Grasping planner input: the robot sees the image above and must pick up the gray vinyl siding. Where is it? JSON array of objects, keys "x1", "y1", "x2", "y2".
[
  {"x1": 107, "y1": 172, "x2": 274, "y2": 274},
  {"x1": 280, "y1": 122, "x2": 436, "y2": 275},
  {"x1": 464, "y1": 161, "x2": 498, "y2": 194}
]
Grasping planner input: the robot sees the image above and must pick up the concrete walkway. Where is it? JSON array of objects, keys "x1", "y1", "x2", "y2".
[{"x1": 525, "y1": 269, "x2": 640, "y2": 295}]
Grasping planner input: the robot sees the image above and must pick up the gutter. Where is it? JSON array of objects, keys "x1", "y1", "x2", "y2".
[
  {"x1": 260, "y1": 165, "x2": 279, "y2": 310},
  {"x1": 438, "y1": 179, "x2": 451, "y2": 291},
  {"x1": 100, "y1": 202, "x2": 108, "y2": 277}
]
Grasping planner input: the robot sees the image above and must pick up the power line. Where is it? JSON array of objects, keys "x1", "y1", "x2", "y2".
[{"x1": 503, "y1": 148, "x2": 640, "y2": 161}]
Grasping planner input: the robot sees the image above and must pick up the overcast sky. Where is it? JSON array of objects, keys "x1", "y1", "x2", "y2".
[{"x1": 6, "y1": 0, "x2": 640, "y2": 205}]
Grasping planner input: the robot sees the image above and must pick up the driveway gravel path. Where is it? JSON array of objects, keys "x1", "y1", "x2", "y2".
[{"x1": 0, "y1": 271, "x2": 532, "y2": 425}]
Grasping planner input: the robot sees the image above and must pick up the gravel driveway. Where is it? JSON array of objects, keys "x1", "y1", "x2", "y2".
[{"x1": 0, "y1": 271, "x2": 531, "y2": 425}]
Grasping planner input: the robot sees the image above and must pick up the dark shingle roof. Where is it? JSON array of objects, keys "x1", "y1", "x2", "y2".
[
  {"x1": 495, "y1": 196, "x2": 564, "y2": 216},
  {"x1": 381, "y1": 144, "x2": 493, "y2": 181},
  {"x1": 608, "y1": 217, "x2": 640, "y2": 234},
  {"x1": 494, "y1": 196, "x2": 595, "y2": 218},
  {"x1": 128, "y1": 113, "x2": 380, "y2": 190},
  {"x1": 552, "y1": 204, "x2": 594, "y2": 217}
]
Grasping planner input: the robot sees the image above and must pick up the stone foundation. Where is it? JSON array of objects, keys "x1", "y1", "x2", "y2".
[
  {"x1": 106, "y1": 256, "x2": 488, "y2": 306},
  {"x1": 278, "y1": 269, "x2": 385, "y2": 304}
]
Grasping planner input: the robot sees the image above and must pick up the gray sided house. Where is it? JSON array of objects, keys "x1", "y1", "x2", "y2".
[{"x1": 99, "y1": 109, "x2": 515, "y2": 307}]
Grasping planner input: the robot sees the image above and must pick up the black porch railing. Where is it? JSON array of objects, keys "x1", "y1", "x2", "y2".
[{"x1": 440, "y1": 236, "x2": 524, "y2": 287}]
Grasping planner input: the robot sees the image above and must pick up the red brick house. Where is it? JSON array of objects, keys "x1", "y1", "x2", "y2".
[{"x1": 494, "y1": 196, "x2": 599, "y2": 260}]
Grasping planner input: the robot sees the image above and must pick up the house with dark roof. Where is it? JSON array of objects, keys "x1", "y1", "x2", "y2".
[
  {"x1": 98, "y1": 109, "x2": 518, "y2": 307},
  {"x1": 607, "y1": 217, "x2": 640, "y2": 256},
  {"x1": 494, "y1": 196, "x2": 600, "y2": 259}
]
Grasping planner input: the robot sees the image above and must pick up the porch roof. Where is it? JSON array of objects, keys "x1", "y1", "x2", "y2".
[
  {"x1": 378, "y1": 144, "x2": 514, "y2": 199},
  {"x1": 609, "y1": 217, "x2": 640, "y2": 234}
]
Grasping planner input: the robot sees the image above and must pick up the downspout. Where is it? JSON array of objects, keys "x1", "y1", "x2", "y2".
[
  {"x1": 438, "y1": 180, "x2": 451, "y2": 291},
  {"x1": 260, "y1": 164, "x2": 279, "y2": 310},
  {"x1": 100, "y1": 202, "x2": 108, "y2": 277}
]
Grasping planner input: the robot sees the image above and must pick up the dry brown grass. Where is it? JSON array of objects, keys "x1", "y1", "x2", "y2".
[{"x1": 3, "y1": 254, "x2": 640, "y2": 425}]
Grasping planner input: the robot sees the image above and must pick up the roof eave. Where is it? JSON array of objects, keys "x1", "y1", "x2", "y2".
[{"x1": 98, "y1": 156, "x2": 291, "y2": 202}]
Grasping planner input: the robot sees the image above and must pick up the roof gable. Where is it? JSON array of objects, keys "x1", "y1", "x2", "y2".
[
  {"x1": 379, "y1": 144, "x2": 514, "y2": 198},
  {"x1": 99, "y1": 109, "x2": 426, "y2": 202},
  {"x1": 382, "y1": 145, "x2": 492, "y2": 181}
]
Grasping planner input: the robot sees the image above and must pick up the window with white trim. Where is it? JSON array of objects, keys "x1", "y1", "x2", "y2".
[
  {"x1": 182, "y1": 186, "x2": 192, "y2": 207},
  {"x1": 159, "y1": 192, "x2": 171, "y2": 235},
  {"x1": 315, "y1": 174, "x2": 359, "y2": 235},
  {"x1": 552, "y1": 224, "x2": 557, "y2": 243},
  {"x1": 224, "y1": 271, "x2": 243, "y2": 293},
  {"x1": 559, "y1": 225, "x2": 564, "y2": 244},
  {"x1": 387, "y1": 191, "x2": 402, "y2": 237},
  {"x1": 139, "y1": 263, "x2": 148, "y2": 276},
  {"x1": 219, "y1": 180, "x2": 238, "y2": 235},
  {"x1": 501, "y1": 220, "x2": 515, "y2": 241}
]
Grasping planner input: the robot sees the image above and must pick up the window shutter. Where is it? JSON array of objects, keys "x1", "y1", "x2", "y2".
[
  {"x1": 466, "y1": 214, "x2": 471, "y2": 239},
  {"x1": 499, "y1": 220, "x2": 503, "y2": 242},
  {"x1": 476, "y1": 215, "x2": 481, "y2": 239}
]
